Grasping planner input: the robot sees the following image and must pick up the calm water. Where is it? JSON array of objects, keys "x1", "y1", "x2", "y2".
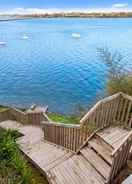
[{"x1": 0, "y1": 18, "x2": 132, "y2": 114}]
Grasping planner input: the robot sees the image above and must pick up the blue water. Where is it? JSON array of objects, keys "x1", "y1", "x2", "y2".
[{"x1": 0, "y1": 18, "x2": 132, "y2": 114}]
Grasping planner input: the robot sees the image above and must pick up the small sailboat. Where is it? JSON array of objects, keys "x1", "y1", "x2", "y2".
[
  {"x1": 0, "y1": 42, "x2": 6, "y2": 46},
  {"x1": 22, "y1": 35, "x2": 29, "y2": 40},
  {"x1": 72, "y1": 33, "x2": 81, "y2": 39}
]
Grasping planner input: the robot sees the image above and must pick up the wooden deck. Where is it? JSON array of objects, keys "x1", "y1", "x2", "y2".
[
  {"x1": 0, "y1": 120, "x2": 131, "y2": 184},
  {"x1": 47, "y1": 154, "x2": 106, "y2": 184},
  {"x1": 19, "y1": 140, "x2": 73, "y2": 173}
]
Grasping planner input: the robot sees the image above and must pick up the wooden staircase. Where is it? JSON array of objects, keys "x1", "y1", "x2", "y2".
[
  {"x1": 46, "y1": 128, "x2": 132, "y2": 184},
  {"x1": 42, "y1": 92, "x2": 132, "y2": 184},
  {"x1": 80, "y1": 133, "x2": 113, "y2": 180},
  {"x1": 78, "y1": 128, "x2": 132, "y2": 184}
]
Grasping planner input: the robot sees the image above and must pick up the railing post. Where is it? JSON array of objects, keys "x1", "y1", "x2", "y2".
[{"x1": 108, "y1": 131, "x2": 132, "y2": 183}]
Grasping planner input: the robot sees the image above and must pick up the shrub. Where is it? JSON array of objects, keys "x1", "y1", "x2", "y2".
[
  {"x1": 107, "y1": 75, "x2": 132, "y2": 95},
  {"x1": 11, "y1": 151, "x2": 32, "y2": 184},
  {"x1": 0, "y1": 130, "x2": 17, "y2": 161},
  {"x1": 97, "y1": 47, "x2": 132, "y2": 96},
  {"x1": 0, "y1": 129, "x2": 32, "y2": 184},
  {"x1": 0, "y1": 128, "x2": 48, "y2": 184}
]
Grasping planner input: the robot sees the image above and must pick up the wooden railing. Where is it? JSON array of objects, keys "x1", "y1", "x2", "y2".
[
  {"x1": 0, "y1": 107, "x2": 49, "y2": 126},
  {"x1": 107, "y1": 131, "x2": 132, "y2": 184},
  {"x1": 10, "y1": 108, "x2": 49, "y2": 125},
  {"x1": 81, "y1": 92, "x2": 132, "y2": 131},
  {"x1": 10, "y1": 108, "x2": 28, "y2": 124},
  {"x1": 116, "y1": 93, "x2": 132, "y2": 128},
  {"x1": 43, "y1": 122, "x2": 82, "y2": 152},
  {"x1": 0, "y1": 109, "x2": 12, "y2": 122},
  {"x1": 42, "y1": 92, "x2": 132, "y2": 152},
  {"x1": 80, "y1": 93, "x2": 122, "y2": 136}
]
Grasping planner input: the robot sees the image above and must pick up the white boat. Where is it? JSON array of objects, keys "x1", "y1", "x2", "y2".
[
  {"x1": 0, "y1": 42, "x2": 6, "y2": 46},
  {"x1": 22, "y1": 35, "x2": 29, "y2": 40},
  {"x1": 72, "y1": 33, "x2": 81, "y2": 39}
]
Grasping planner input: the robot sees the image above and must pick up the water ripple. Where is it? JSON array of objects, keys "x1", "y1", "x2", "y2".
[{"x1": 0, "y1": 18, "x2": 132, "y2": 114}]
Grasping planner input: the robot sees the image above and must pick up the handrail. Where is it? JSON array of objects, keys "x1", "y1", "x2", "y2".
[
  {"x1": 80, "y1": 91, "x2": 132, "y2": 134},
  {"x1": 10, "y1": 107, "x2": 26, "y2": 115},
  {"x1": 9, "y1": 107, "x2": 49, "y2": 125},
  {"x1": 42, "y1": 112, "x2": 51, "y2": 122},
  {"x1": 79, "y1": 93, "x2": 123, "y2": 140},
  {"x1": 80, "y1": 101, "x2": 101, "y2": 124},
  {"x1": 122, "y1": 93, "x2": 132, "y2": 102},
  {"x1": 112, "y1": 130, "x2": 132, "y2": 156},
  {"x1": 42, "y1": 121, "x2": 80, "y2": 128},
  {"x1": 80, "y1": 92, "x2": 122, "y2": 124}
]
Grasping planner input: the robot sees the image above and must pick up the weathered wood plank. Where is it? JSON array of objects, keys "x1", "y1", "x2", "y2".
[
  {"x1": 97, "y1": 127, "x2": 130, "y2": 149},
  {"x1": 81, "y1": 147, "x2": 111, "y2": 179},
  {"x1": 88, "y1": 137, "x2": 113, "y2": 165},
  {"x1": 49, "y1": 155, "x2": 105, "y2": 184}
]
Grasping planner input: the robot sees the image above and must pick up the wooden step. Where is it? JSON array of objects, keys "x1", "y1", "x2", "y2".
[
  {"x1": 94, "y1": 134, "x2": 114, "y2": 151},
  {"x1": 81, "y1": 147, "x2": 111, "y2": 180},
  {"x1": 88, "y1": 136, "x2": 113, "y2": 165},
  {"x1": 97, "y1": 127, "x2": 129, "y2": 149}
]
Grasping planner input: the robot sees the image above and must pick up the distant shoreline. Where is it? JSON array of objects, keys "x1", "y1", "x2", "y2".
[
  {"x1": 1, "y1": 12, "x2": 132, "y2": 21},
  {"x1": 0, "y1": 17, "x2": 35, "y2": 21},
  {"x1": 1, "y1": 17, "x2": 132, "y2": 22}
]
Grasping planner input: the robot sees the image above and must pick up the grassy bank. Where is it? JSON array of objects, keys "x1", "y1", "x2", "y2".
[
  {"x1": 0, "y1": 104, "x2": 81, "y2": 125},
  {"x1": 48, "y1": 112, "x2": 80, "y2": 124},
  {"x1": 0, "y1": 105, "x2": 9, "y2": 112},
  {"x1": 0, "y1": 128, "x2": 48, "y2": 184}
]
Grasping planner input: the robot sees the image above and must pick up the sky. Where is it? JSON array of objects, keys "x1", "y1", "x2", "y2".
[{"x1": 0, "y1": 0, "x2": 132, "y2": 13}]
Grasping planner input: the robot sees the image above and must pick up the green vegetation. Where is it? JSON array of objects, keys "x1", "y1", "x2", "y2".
[
  {"x1": 98, "y1": 47, "x2": 132, "y2": 96},
  {"x1": 0, "y1": 105, "x2": 9, "y2": 112},
  {"x1": 107, "y1": 75, "x2": 132, "y2": 96},
  {"x1": 48, "y1": 112, "x2": 80, "y2": 124},
  {"x1": 0, "y1": 128, "x2": 48, "y2": 184}
]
